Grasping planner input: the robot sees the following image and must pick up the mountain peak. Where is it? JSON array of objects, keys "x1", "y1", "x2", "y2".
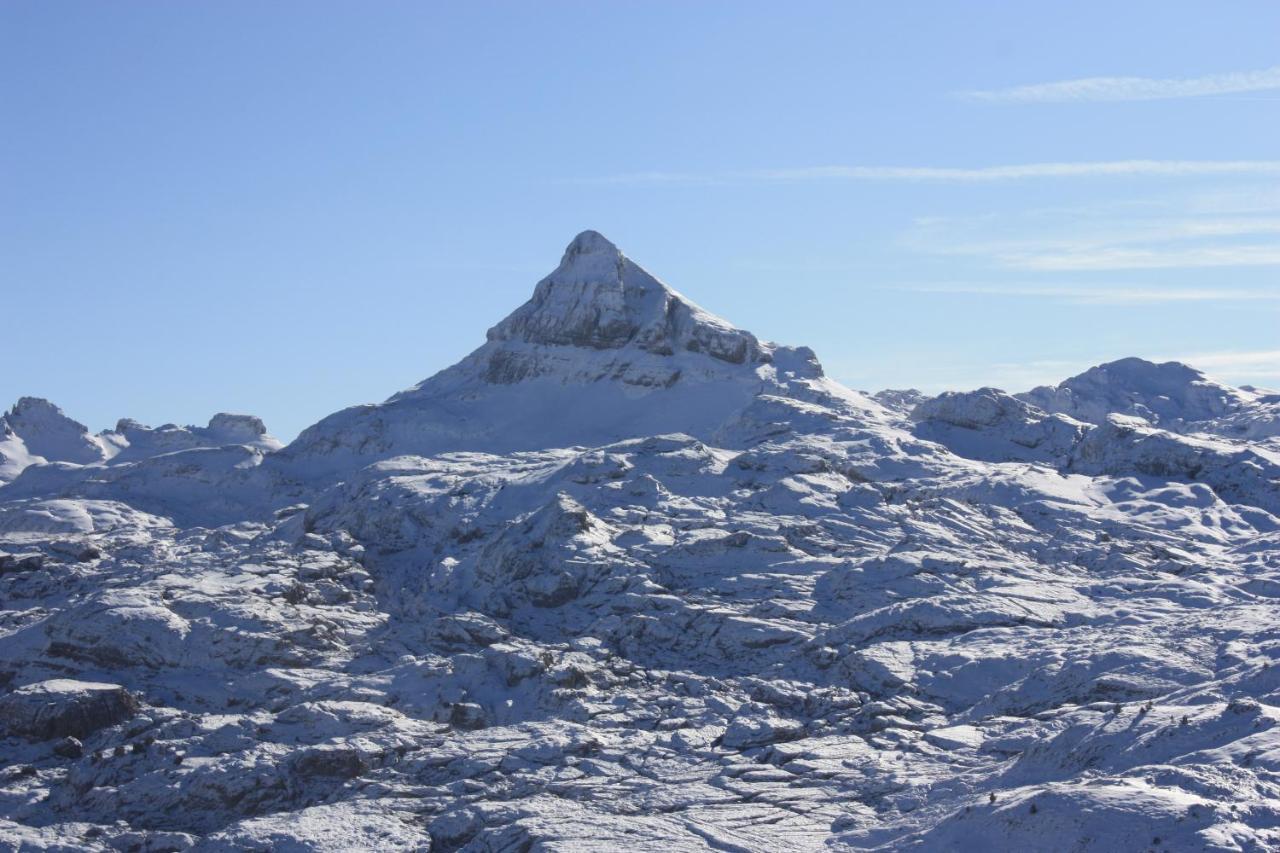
[
  {"x1": 562, "y1": 229, "x2": 620, "y2": 261},
  {"x1": 3, "y1": 397, "x2": 107, "y2": 465},
  {"x1": 486, "y1": 231, "x2": 767, "y2": 368},
  {"x1": 1019, "y1": 356, "x2": 1249, "y2": 428},
  {"x1": 284, "y1": 232, "x2": 830, "y2": 476}
]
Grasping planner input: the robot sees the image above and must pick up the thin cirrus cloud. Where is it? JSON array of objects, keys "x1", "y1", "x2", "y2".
[
  {"x1": 1002, "y1": 244, "x2": 1280, "y2": 271},
  {"x1": 1165, "y1": 349, "x2": 1280, "y2": 380},
  {"x1": 902, "y1": 215, "x2": 1280, "y2": 271},
  {"x1": 897, "y1": 283, "x2": 1280, "y2": 305},
  {"x1": 595, "y1": 160, "x2": 1280, "y2": 185},
  {"x1": 962, "y1": 65, "x2": 1280, "y2": 102}
]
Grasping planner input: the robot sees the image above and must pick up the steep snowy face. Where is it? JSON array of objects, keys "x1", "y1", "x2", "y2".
[
  {"x1": 281, "y1": 231, "x2": 843, "y2": 480},
  {"x1": 3, "y1": 397, "x2": 112, "y2": 465},
  {"x1": 1019, "y1": 357, "x2": 1266, "y2": 433},
  {"x1": 396, "y1": 229, "x2": 821, "y2": 393}
]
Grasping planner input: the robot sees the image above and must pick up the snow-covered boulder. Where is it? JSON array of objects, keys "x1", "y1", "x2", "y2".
[
  {"x1": 0, "y1": 679, "x2": 138, "y2": 740},
  {"x1": 44, "y1": 591, "x2": 192, "y2": 669}
]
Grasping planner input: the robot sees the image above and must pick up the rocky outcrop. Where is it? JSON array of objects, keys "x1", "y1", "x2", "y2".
[
  {"x1": 0, "y1": 679, "x2": 138, "y2": 740},
  {"x1": 1021, "y1": 356, "x2": 1280, "y2": 438}
]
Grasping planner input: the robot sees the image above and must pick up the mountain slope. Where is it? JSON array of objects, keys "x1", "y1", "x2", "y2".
[
  {"x1": 1021, "y1": 356, "x2": 1280, "y2": 440},
  {"x1": 0, "y1": 398, "x2": 115, "y2": 483},
  {"x1": 0, "y1": 232, "x2": 1278, "y2": 851},
  {"x1": 277, "y1": 231, "x2": 865, "y2": 482}
]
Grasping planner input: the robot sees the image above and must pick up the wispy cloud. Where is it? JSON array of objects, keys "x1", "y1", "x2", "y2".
[
  {"x1": 897, "y1": 283, "x2": 1280, "y2": 305},
  {"x1": 1185, "y1": 185, "x2": 1280, "y2": 215},
  {"x1": 594, "y1": 160, "x2": 1280, "y2": 185},
  {"x1": 903, "y1": 212, "x2": 1280, "y2": 271},
  {"x1": 1002, "y1": 245, "x2": 1280, "y2": 271},
  {"x1": 1164, "y1": 349, "x2": 1280, "y2": 382},
  {"x1": 830, "y1": 355, "x2": 1093, "y2": 396},
  {"x1": 962, "y1": 65, "x2": 1280, "y2": 103}
]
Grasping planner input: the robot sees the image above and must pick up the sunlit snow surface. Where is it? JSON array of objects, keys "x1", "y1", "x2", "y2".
[{"x1": 2, "y1": 233, "x2": 1279, "y2": 851}]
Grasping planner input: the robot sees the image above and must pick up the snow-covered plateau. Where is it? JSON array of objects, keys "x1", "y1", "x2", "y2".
[{"x1": 3, "y1": 231, "x2": 1279, "y2": 851}]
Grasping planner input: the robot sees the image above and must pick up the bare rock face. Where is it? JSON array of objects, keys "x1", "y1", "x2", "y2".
[
  {"x1": 0, "y1": 552, "x2": 45, "y2": 574},
  {"x1": 0, "y1": 679, "x2": 139, "y2": 741},
  {"x1": 52, "y1": 736, "x2": 83, "y2": 758},
  {"x1": 290, "y1": 745, "x2": 368, "y2": 780}
]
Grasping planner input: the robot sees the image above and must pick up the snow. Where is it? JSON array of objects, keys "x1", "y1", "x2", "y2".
[
  {"x1": 0, "y1": 230, "x2": 1278, "y2": 850},
  {"x1": 923, "y1": 724, "x2": 984, "y2": 750},
  {"x1": 1022, "y1": 356, "x2": 1280, "y2": 440}
]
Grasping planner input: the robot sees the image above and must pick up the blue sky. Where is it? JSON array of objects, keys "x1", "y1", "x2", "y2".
[{"x1": 4, "y1": 2, "x2": 1278, "y2": 439}]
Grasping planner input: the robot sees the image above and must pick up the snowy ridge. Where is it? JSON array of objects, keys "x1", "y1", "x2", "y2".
[
  {"x1": 1, "y1": 232, "x2": 1278, "y2": 851},
  {"x1": 1021, "y1": 356, "x2": 1280, "y2": 441},
  {"x1": 278, "y1": 231, "x2": 839, "y2": 482}
]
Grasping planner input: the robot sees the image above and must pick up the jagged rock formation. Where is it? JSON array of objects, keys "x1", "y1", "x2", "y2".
[
  {"x1": 0, "y1": 398, "x2": 114, "y2": 482},
  {"x1": 1, "y1": 232, "x2": 1278, "y2": 851}
]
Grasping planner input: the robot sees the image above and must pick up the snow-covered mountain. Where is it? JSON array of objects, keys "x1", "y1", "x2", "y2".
[
  {"x1": 1020, "y1": 357, "x2": 1280, "y2": 441},
  {"x1": 0, "y1": 398, "x2": 281, "y2": 486},
  {"x1": 277, "y1": 230, "x2": 842, "y2": 481},
  {"x1": 2, "y1": 232, "x2": 1278, "y2": 851}
]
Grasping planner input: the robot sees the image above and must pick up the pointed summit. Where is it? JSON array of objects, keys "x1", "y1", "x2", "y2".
[
  {"x1": 488, "y1": 230, "x2": 765, "y2": 366},
  {"x1": 281, "y1": 230, "x2": 833, "y2": 478},
  {"x1": 561, "y1": 229, "x2": 622, "y2": 263},
  {"x1": 3, "y1": 397, "x2": 109, "y2": 466}
]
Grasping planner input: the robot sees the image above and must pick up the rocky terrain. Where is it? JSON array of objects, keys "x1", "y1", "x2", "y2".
[{"x1": 2, "y1": 232, "x2": 1279, "y2": 851}]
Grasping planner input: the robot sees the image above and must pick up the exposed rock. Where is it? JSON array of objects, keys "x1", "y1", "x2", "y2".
[
  {"x1": 0, "y1": 680, "x2": 138, "y2": 740},
  {"x1": 290, "y1": 745, "x2": 368, "y2": 780},
  {"x1": 911, "y1": 387, "x2": 1086, "y2": 463},
  {"x1": 0, "y1": 552, "x2": 44, "y2": 573},
  {"x1": 52, "y1": 736, "x2": 83, "y2": 758},
  {"x1": 449, "y1": 702, "x2": 488, "y2": 730}
]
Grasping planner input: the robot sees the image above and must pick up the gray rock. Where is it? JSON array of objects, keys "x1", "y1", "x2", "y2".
[
  {"x1": 290, "y1": 745, "x2": 368, "y2": 779},
  {"x1": 0, "y1": 552, "x2": 45, "y2": 573},
  {"x1": 0, "y1": 679, "x2": 139, "y2": 741},
  {"x1": 449, "y1": 702, "x2": 488, "y2": 730},
  {"x1": 52, "y1": 736, "x2": 83, "y2": 758}
]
